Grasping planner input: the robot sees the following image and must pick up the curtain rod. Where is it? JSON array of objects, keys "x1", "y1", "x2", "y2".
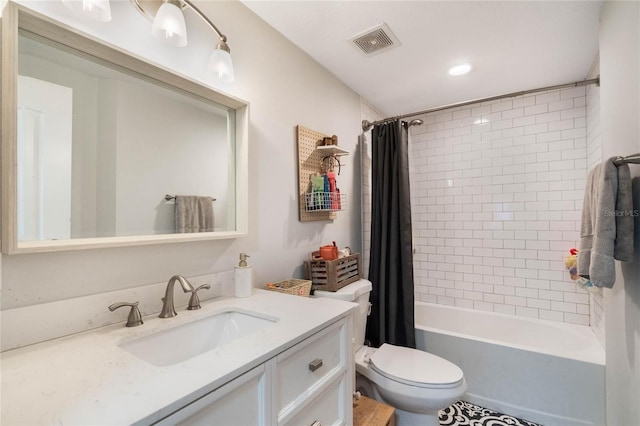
[{"x1": 362, "y1": 76, "x2": 600, "y2": 132}]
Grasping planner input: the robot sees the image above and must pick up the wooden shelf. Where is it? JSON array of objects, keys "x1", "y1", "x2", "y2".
[{"x1": 315, "y1": 145, "x2": 349, "y2": 156}]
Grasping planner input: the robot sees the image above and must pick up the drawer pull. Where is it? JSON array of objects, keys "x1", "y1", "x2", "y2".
[
  {"x1": 308, "y1": 358, "x2": 323, "y2": 372},
  {"x1": 310, "y1": 422, "x2": 322, "y2": 426}
]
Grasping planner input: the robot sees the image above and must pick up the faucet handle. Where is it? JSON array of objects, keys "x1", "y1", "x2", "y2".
[
  {"x1": 109, "y1": 301, "x2": 144, "y2": 327},
  {"x1": 187, "y1": 284, "x2": 211, "y2": 310}
]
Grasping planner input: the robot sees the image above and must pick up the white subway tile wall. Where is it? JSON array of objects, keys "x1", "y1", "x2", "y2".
[
  {"x1": 409, "y1": 87, "x2": 592, "y2": 325},
  {"x1": 586, "y1": 58, "x2": 605, "y2": 347}
]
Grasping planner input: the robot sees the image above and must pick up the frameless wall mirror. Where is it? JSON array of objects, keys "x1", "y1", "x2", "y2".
[{"x1": 1, "y1": 3, "x2": 249, "y2": 254}]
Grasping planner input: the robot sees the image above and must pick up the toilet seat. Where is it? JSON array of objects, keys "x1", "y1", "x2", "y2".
[{"x1": 369, "y1": 344, "x2": 464, "y2": 389}]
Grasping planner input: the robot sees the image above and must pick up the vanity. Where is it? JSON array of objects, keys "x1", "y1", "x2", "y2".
[{"x1": 1, "y1": 290, "x2": 355, "y2": 425}]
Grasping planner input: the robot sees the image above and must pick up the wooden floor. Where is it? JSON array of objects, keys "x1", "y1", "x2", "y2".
[{"x1": 353, "y1": 395, "x2": 395, "y2": 426}]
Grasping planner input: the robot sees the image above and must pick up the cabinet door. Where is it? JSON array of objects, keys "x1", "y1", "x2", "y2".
[{"x1": 155, "y1": 364, "x2": 270, "y2": 426}]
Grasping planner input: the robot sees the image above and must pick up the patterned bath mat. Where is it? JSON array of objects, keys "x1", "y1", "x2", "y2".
[{"x1": 439, "y1": 400, "x2": 542, "y2": 426}]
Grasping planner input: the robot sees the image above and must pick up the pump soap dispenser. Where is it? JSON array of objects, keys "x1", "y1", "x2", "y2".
[{"x1": 234, "y1": 253, "x2": 253, "y2": 298}]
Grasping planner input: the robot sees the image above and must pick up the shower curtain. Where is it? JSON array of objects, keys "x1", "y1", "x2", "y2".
[{"x1": 366, "y1": 120, "x2": 416, "y2": 348}]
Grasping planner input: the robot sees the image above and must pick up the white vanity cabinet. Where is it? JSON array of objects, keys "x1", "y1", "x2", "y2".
[{"x1": 156, "y1": 317, "x2": 353, "y2": 426}]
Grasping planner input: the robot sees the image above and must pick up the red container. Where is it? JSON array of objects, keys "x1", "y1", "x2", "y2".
[{"x1": 319, "y1": 245, "x2": 338, "y2": 260}]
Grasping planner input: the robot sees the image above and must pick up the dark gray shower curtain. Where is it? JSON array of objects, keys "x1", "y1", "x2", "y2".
[{"x1": 366, "y1": 120, "x2": 416, "y2": 348}]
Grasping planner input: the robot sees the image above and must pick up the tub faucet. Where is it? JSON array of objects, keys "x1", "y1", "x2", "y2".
[{"x1": 159, "y1": 275, "x2": 195, "y2": 318}]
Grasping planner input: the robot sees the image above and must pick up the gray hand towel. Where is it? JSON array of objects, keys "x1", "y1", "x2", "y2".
[
  {"x1": 578, "y1": 157, "x2": 634, "y2": 288},
  {"x1": 175, "y1": 196, "x2": 215, "y2": 233}
]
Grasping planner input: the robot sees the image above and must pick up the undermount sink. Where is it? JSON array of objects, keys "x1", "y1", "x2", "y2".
[{"x1": 119, "y1": 309, "x2": 278, "y2": 366}]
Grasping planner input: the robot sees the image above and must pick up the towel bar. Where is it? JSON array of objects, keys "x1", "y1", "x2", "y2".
[
  {"x1": 165, "y1": 194, "x2": 216, "y2": 202},
  {"x1": 613, "y1": 154, "x2": 640, "y2": 165}
]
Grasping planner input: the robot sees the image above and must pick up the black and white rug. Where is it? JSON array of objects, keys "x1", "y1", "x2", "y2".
[{"x1": 439, "y1": 401, "x2": 542, "y2": 426}]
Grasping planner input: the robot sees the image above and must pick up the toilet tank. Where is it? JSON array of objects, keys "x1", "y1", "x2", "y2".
[{"x1": 313, "y1": 279, "x2": 372, "y2": 351}]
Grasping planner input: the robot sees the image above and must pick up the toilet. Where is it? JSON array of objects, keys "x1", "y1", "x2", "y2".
[{"x1": 314, "y1": 279, "x2": 467, "y2": 426}]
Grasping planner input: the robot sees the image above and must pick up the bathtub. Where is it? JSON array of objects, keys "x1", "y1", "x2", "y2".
[{"x1": 414, "y1": 302, "x2": 605, "y2": 426}]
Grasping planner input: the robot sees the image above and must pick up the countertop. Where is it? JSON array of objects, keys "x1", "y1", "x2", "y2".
[{"x1": 1, "y1": 290, "x2": 356, "y2": 425}]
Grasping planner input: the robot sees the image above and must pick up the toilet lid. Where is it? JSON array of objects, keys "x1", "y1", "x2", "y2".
[{"x1": 369, "y1": 344, "x2": 464, "y2": 389}]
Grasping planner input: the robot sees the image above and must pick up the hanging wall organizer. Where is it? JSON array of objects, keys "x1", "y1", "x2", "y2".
[{"x1": 297, "y1": 125, "x2": 348, "y2": 222}]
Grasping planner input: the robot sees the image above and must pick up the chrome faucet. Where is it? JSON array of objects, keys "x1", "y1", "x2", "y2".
[{"x1": 159, "y1": 275, "x2": 195, "y2": 318}]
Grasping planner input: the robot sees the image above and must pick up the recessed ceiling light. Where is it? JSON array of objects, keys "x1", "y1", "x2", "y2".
[{"x1": 448, "y1": 63, "x2": 472, "y2": 76}]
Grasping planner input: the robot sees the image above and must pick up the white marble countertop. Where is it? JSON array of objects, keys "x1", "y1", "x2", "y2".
[{"x1": 1, "y1": 290, "x2": 356, "y2": 425}]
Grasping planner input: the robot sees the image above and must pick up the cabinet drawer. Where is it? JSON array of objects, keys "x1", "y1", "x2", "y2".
[
  {"x1": 276, "y1": 319, "x2": 346, "y2": 414},
  {"x1": 155, "y1": 364, "x2": 269, "y2": 426},
  {"x1": 281, "y1": 373, "x2": 347, "y2": 426}
]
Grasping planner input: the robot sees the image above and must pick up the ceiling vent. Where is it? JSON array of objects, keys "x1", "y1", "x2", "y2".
[{"x1": 349, "y1": 23, "x2": 400, "y2": 56}]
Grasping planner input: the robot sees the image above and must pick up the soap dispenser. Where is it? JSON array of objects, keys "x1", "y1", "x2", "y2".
[{"x1": 234, "y1": 253, "x2": 253, "y2": 298}]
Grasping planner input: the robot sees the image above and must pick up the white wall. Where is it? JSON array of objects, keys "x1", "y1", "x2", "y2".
[
  {"x1": 1, "y1": 1, "x2": 362, "y2": 310},
  {"x1": 359, "y1": 98, "x2": 383, "y2": 277},
  {"x1": 599, "y1": 1, "x2": 640, "y2": 424}
]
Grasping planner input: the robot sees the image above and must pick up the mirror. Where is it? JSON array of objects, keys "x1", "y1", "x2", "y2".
[{"x1": 1, "y1": 3, "x2": 248, "y2": 254}]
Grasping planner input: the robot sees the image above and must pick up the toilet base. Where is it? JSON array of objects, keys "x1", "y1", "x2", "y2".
[{"x1": 355, "y1": 373, "x2": 376, "y2": 399}]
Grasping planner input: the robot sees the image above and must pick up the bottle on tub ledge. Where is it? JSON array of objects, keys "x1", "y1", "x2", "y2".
[{"x1": 234, "y1": 253, "x2": 253, "y2": 298}]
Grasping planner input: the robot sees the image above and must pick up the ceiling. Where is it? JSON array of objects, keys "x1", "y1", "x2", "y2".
[{"x1": 242, "y1": 1, "x2": 603, "y2": 117}]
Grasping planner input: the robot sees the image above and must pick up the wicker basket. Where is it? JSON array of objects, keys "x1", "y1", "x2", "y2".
[{"x1": 265, "y1": 279, "x2": 312, "y2": 297}]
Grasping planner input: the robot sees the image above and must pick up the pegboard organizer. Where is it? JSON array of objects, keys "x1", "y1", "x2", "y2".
[{"x1": 297, "y1": 125, "x2": 348, "y2": 222}]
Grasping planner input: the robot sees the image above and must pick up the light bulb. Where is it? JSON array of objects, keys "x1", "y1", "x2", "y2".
[
  {"x1": 207, "y1": 42, "x2": 235, "y2": 83},
  {"x1": 151, "y1": 1, "x2": 188, "y2": 47},
  {"x1": 62, "y1": 0, "x2": 111, "y2": 22}
]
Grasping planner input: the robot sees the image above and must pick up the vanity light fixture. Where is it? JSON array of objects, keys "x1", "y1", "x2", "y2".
[
  {"x1": 62, "y1": 0, "x2": 112, "y2": 22},
  {"x1": 62, "y1": 0, "x2": 235, "y2": 82},
  {"x1": 448, "y1": 63, "x2": 472, "y2": 76}
]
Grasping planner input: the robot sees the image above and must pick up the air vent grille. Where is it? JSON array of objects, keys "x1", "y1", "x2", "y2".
[{"x1": 349, "y1": 23, "x2": 399, "y2": 56}]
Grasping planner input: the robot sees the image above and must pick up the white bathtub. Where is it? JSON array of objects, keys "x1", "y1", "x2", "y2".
[{"x1": 414, "y1": 302, "x2": 605, "y2": 426}]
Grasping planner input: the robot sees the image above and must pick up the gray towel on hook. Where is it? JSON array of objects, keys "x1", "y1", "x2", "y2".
[
  {"x1": 578, "y1": 157, "x2": 634, "y2": 288},
  {"x1": 175, "y1": 195, "x2": 215, "y2": 233}
]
